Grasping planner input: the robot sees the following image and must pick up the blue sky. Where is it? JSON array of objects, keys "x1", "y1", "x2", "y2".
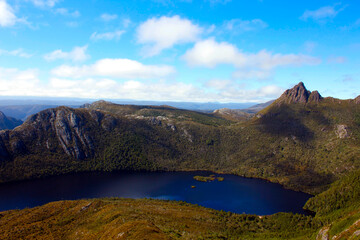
[{"x1": 0, "y1": 0, "x2": 359, "y2": 103}]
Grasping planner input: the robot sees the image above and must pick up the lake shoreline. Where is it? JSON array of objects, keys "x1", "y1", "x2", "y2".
[{"x1": 0, "y1": 170, "x2": 312, "y2": 215}]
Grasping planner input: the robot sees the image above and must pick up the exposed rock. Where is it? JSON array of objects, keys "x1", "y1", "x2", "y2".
[
  {"x1": 150, "y1": 117, "x2": 162, "y2": 126},
  {"x1": 277, "y1": 82, "x2": 323, "y2": 104},
  {"x1": 309, "y1": 90, "x2": 322, "y2": 102},
  {"x1": 80, "y1": 202, "x2": 92, "y2": 212},
  {"x1": 335, "y1": 125, "x2": 350, "y2": 139},
  {"x1": 167, "y1": 123, "x2": 176, "y2": 131},
  {"x1": 354, "y1": 95, "x2": 360, "y2": 104},
  {"x1": 182, "y1": 129, "x2": 193, "y2": 143},
  {"x1": 19, "y1": 107, "x2": 95, "y2": 160},
  {"x1": 316, "y1": 226, "x2": 329, "y2": 240},
  {"x1": 352, "y1": 230, "x2": 360, "y2": 238}
]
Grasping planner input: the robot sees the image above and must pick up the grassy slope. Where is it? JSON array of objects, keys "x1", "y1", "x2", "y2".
[
  {"x1": 0, "y1": 198, "x2": 318, "y2": 240},
  {"x1": 304, "y1": 169, "x2": 360, "y2": 239}
]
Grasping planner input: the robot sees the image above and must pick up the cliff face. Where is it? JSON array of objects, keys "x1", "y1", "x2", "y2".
[
  {"x1": 277, "y1": 82, "x2": 323, "y2": 104},
  {"x1": 0, "y1": 107, "x2": 101, "y2": 161}
]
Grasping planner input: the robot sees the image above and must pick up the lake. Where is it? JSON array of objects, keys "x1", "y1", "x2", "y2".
[{"x1": 0, "y1": 171, "x2": 312, "y2": 215}]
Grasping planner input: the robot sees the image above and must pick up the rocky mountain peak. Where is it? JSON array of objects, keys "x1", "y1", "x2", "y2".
[{"x1": 277, "y1": 82, "x2": 322, "y2": 104}]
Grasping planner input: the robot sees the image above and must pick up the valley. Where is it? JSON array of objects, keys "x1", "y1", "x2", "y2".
[{"x1": 0, "y1": 82, "x2": 360, "y2": 239}]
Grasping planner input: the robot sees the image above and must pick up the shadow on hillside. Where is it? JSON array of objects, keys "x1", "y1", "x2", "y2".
[{"x1": 256, "y1": 105, "x2": 315, "y2": 142}]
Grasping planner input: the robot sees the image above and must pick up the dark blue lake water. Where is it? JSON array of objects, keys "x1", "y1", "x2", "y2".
[{"x1": 0, "y1": 171, "x2": 312, "y2": 215}]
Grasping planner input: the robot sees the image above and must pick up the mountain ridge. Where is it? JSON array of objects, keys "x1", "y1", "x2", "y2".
[{"x1": 0, "y1": 82, "x2": 360, "y2": 195}]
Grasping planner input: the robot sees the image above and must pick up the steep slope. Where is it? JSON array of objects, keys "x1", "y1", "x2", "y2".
[
  {"x1": 0, "y1": 111, "x2": 23, "y2": 130},
  {"x1": 304, "y1": 170, "x2": 360, "y2": 239},
  {"x1": 275, "y1": 82, "x2": 322, "y2": 104}
]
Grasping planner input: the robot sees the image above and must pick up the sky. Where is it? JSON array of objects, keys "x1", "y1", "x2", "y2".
[{"x1": 0, "y1": 0, "x2": 359, "y2": 103}]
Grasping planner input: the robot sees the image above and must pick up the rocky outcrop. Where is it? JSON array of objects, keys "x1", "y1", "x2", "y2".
[
  {"x1": 309, "y1": 90, "x2": 322, "y2": 102},
  {"x1": 54, "y1": 110, "x2": 94, "y2": 159},
  {"x1": 316, "y1": 226, "x2": 329, "y2": 240},
  {"x1": 1, "y1": 107, "x2": 97, "y2": 160},
  {"x1": 277, "y1": 82, "x2": 323, "y2": 104},
  {"x1": 354, "y1": 95, "x2": 360, "y2": 104},
  {"x1": 335, "y1": 125, "x2": 350, "y2": 139}
]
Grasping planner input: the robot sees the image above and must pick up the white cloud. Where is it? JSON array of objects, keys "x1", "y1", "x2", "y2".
[
  {"x1": 90, "y1": 30, "x2": 125, "y2": 41},
  {"x1": 136, "y1": 15, "x2": 203, "y2": 57},
  {"x1": 100, "y1": 13, "x2": 118, "y2": 21},
  {"x1": 0, "y1": 68, "x2": 40, "y2": 95},
  {"x1": 0, "y1": 0, "x2": 18, "y2": 27},
  {"x1": 0, "y1": 66, "x2": 284, "y2": 102},
  {"x1": 54, "y1": 8, "x2": 80, "y2": 17},
  {"x1": 44, "y1": 45, "x2": 90, "y2": 62},
  {"x1": 183, "y1": 38, "x2": 321, "y2": 80},
  {"x1": 0, "y1": 48, "x2": 32, "y2": 58},
  {"x1": 51, "y1": 58, "x2": 176, "y2": 79},
  {"x1": 300, "y1": 4, "x2": 346, "y2": 23},
  {"x1": 27, "y1": 0, "x2": 60, "y2": 8},
  {"x1": 224, "y1": 19, "x2": 268, "y2": 33},
  {"x1": 205, "y1": 80, "x2": 283, "y2": 102},
  {"x1": 205, "y1": 79, "x2": 232, "y2": 90},
  {"x1": 232, "y1": 69, "x2": 272, "y2": 80},
  {"x1": 183, "y1": 38, "x2": 241, "y2": 68}
]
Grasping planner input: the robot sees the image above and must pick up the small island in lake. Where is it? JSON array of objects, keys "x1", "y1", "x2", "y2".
[{"x1": 193, "y1": 174, "x2": 224, "y2": 182}]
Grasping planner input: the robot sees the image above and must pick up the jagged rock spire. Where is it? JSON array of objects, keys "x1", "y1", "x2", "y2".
[{"x1": 277, "y1": 82, "x2": 322, "y2": 104}]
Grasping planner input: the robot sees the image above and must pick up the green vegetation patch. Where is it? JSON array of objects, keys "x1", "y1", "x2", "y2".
[{"x1": 194, "y1": 174, "x2": 224, "y2": 182}]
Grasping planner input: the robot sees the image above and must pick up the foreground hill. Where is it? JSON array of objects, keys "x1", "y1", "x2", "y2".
[
  {"x1": 1, "y1": 82, "x2": 360, "y2": 194},
  {"x1": 0, "y1": 111, "x2": 22, "y2": 130},
  {"x1": 1, "y1": 172, "x2": 360, "y2": 240},
  {"x1": 0, "y1": 198, "x2": 319, "y2": 239}
]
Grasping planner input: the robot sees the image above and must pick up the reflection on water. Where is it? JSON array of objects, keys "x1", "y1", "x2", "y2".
[{"x1": 0, "y1": 171, "x2": 312, "y2": 215}]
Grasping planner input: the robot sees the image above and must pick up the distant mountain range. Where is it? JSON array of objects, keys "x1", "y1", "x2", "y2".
[
  {"x1": 0, "y1": 111, "x2": 22, "y2": 130},
  {"x1": 0, "y1": 98, "x2": 263, "y2": 120}
]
